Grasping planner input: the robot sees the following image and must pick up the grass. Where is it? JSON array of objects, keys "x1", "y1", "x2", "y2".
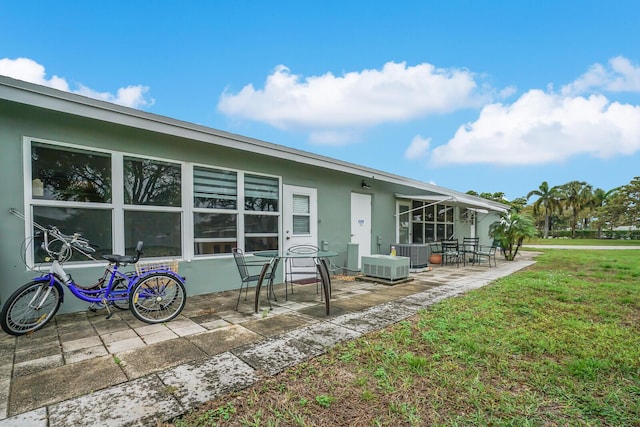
[
  {"x1": 168, "y1": 250, "x2": 640, "y2": 426},
  {"x1": 524, "y1": 237, "x2": 640, "y2": 246}
]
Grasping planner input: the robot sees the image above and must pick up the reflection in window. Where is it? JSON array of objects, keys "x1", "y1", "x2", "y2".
[
  {"x1": 245, "y1": 215, "x2": 278, "y2": 233},
  {"x1": 244, "y1": 214, "x2": 278, "y2": 251},
  {"x1": 124, "y1": 211, "x2": 181, "y2": 257},
  {"x1": 410, "y1": 201, "x2": 454, "y2": 243},
  {"x1": 245, "y1": 236, "x2": 278, "y2": 252},
  {"x1": 124, "y1": 157, "x2": 181, "y2": 206},
  {"x1": 31, "y1": 142, "x2": 111, "y2": 202},
  {"x1": 194, "y1": 167, "x2": 237, "y2": 209},
  {"x1": 194, "y1": 213, "x2": 237, "y2": 255},
  {"x1": 245, "y1": 174, "x2": 278, "y2": 211},
  {"x1": 33, "y1": 206, "x2": 112, "y2": 262}
]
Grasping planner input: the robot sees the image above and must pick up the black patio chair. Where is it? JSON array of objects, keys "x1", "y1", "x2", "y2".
[
  {"x1": 462, "y1": 237, "x2": 479, "y2": 264},
  {"x1": 441, "y1": 240, "x2": 462, "y2": 267},
  {"x1": 316, "y1": 257, "x2": 332, "y2": 315},
  {"x1": 475, "y1": 240, "x2": 499, "y2": 267},
  {"x1": 232, "y1": 247, "x2": 274, "y2": 310}
]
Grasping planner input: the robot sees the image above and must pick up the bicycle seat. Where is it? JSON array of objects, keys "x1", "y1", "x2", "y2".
[
  {"x1": 102, "y1": 254, "x2": 138, "y2": 264},
  {"x1": 102, "y1": 241, "x2": 144, "y2": 265}
]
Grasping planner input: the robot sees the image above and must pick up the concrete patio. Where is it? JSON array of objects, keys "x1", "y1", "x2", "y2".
[{"x1": 0, "y1": 254, "x2": 536, "y2": 426}]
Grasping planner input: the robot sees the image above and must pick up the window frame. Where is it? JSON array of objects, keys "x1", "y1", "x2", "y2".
[
  {"x1": 189, "y1": 163, "x2": 281, "y2": 258},
  {"x1": 409, "y1": 200, "x2": 456, "y2": 243},
  {"x1": 23, "y1": 137, "x2": 283, "y2": 268}
]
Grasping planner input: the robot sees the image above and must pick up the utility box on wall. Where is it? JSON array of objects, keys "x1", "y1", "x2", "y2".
[{"x1": 362, "y1": 255, "x2": 410, "y2": 281}]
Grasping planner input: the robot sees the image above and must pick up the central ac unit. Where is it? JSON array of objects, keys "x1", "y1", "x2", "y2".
[{"x1": 362, "y1": 255, "x2": 409, "y2": 281}]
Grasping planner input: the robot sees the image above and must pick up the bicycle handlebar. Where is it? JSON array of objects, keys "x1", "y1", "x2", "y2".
[{"x1": 9, "y1": 208, "x2": 97, "y2": 261}]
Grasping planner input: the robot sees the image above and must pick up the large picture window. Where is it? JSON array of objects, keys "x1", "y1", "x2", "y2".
[
  {"x1": 244, "y1": 174, "x2": 279, "y2": 251},
  {"x1": 193, "y1": 166, "x2": 238, "y2": 255},
  {"x1": 32, "y1": 142, "x2": 111, "y2": 203},
  {"x1": 123, "y1": 156, "x2": 182, "y2": 257},
  {"x1": 411, "y1": 201, "x2": 454, "y2": 243},
  {"x1": 30, "y1": 142, "x2": 113, "y2": 263},
  {"x1": 124, "y1": 210, "x2": 181, "y2": 257},
  {"x1": 27, "y1": 139, "x2": 281, "y2": 264},
  {"x1": 124, "y1": 157, "x2": 181, "y2": 206},
  {"x1": 33, "y1": 206, "x2": 112, "y2": 262}
]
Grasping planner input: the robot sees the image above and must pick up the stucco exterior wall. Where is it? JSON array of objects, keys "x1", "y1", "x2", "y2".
[{"x1": 1, "y1": 99, "x2": 432, "y2": 313}]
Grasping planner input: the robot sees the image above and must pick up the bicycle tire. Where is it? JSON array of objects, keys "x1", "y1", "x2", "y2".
[
  {"x1": 128, "y1": 273, "x2": 186, "y2": 323},
  {"x1": 111, "y1": 279, "x2": 130, "y2": 310},
  {"x1": 1, "y1": 280, "x2": 63, "y2": 336}
]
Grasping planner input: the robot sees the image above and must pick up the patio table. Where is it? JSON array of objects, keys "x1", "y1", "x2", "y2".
[{"x1": 254, "y1": 250, "x2": 338, "y2": 314}]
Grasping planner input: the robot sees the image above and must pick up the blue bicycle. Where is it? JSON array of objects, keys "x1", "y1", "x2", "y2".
[{"x1": 1, "y1": 209, "x2": 187, "y2": 336}]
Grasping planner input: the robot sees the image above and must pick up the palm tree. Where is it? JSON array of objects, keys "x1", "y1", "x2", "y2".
[
  {"x1": 590, "y1": 187, "x2": 618, "y2": 238},
  {"x1": 526, "y1": 181, "x2": 561, "y2": 238},
  {"x1": 558, "y1": 181, "x2": 593, "y2": 238},
  {"x1": 489, "y1": 211, "x2": 538, "y2": 261}
]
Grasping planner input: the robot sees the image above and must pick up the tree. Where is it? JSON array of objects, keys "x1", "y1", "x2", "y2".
[
  {"x1": 558, "y1": 181, "x2": 593, "y2": 238},
  {"x1": 589, "y1": 187, "x2": 618, "y2": 238},
  {"x1": 618, "y1": 176, "x2": 640, "y2": 229},
  {"x1": 526, "y1": 181, "x2": 561, "y2": 238},
  {"x1": 593, "y1": 190, "x2": 626, "y2": 235},
  {"x1": 489, "y1": 211, "x2": 538, "y2": 261}
]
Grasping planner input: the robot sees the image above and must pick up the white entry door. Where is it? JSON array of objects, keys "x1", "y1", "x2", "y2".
[
  {"x1": 283, "y1": 184, "x2": 318, "y2": 252},
  {"x1": 351, "y1": 192, "x2": 371, "y2": 268}
]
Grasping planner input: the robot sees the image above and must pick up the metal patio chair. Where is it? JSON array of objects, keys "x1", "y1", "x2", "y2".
[
  {"x1": 462, "y1": 237, "x2": 479, "y2": 265},
  {"x1": 475, "y1": 240, "x2": 499, "y2": 267},
  {"x1": 232, "y1": 247, "x2": 274, "y2": 310},
  {"x1": 285, "y1": 244, "x2": 319, "y2": 299}
]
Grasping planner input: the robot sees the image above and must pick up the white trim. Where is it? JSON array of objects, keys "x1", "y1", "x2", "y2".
[
  {"x1": 395, "y1": 193, "x2": 508, "y2": 213},
  {"x1": 22, "y1": 137, "x2": 34, "y2": 267},
  {"x1": 183, "y1": 162, "x2": 194, "y2": 261},
  {"x1": 112, "y1": 152, "x2": 124, "y2": 254}
]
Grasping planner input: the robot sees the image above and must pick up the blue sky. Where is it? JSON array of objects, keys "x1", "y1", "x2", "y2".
[{"x1": 2, "y1": 1, "x2": 639, "y2": 201}]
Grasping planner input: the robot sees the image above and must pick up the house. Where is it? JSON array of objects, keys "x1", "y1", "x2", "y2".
[{"x1": 0, "y1": 75, "x2": 509, "y2": 313}]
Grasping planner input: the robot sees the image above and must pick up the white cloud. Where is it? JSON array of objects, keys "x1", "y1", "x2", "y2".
[
  {"x1": 218, "y1": 62, "x2": 490, "y2": 144},
  {"x1": 429, "y1": 89, "x2": 640, "y2": 166},
  {"x1": 0, "y1": 57, "x2": 153, "y2": 109},
  {"x1": 562, "y1": 56, "x2": 640, "y2": 95},
  {"x1": 405, "y1": 135, "x2": 431, "y2": 160}
]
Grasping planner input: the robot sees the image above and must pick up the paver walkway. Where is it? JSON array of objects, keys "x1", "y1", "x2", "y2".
[{"x1": 0, "y1": 256, "x2": 536, "y2": 426}]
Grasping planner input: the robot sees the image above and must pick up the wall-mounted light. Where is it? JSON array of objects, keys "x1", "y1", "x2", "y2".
[{"x1": 361, "y1": 179, "x2": 371, "y2": 189}]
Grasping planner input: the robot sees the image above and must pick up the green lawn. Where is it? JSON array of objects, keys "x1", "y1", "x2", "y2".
[
  {"x1": 170, "y1": 250, "x2": 640, "y2": 426},
  {"x1": 524, "y1": 237, "x2": 640, "y2": 246}
]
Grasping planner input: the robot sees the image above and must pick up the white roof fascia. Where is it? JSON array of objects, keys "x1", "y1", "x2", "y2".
[
  {"x1": 0, "y1": 76, "x2": 509, "y2": 212},
  {"x1": 395, "y1": 193, "x2": 508, "y2": 214}
]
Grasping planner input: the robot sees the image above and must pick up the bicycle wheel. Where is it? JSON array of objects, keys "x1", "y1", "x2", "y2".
[
  {"x1": 1, "y1": 281, "x2": 62, "y2": 336},
  {"x1": 111, "y1": 278, "x2": 130, "y2": 310},
  {"x1": 128, "y1": 273, "x2": 186, "y2": 323}
]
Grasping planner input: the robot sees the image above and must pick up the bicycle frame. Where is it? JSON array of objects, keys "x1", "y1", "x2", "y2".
[
  {"x1": 9, "y1": 208, "x2": 186, "y2": 314},
  {"x1": 36, "y1": 259, "x2": 134, "y2": 306}
]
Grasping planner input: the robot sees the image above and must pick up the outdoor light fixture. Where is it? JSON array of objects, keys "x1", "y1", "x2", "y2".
[{"x1": 361, "y1": 179, "x2": 371, "y2": 189}]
